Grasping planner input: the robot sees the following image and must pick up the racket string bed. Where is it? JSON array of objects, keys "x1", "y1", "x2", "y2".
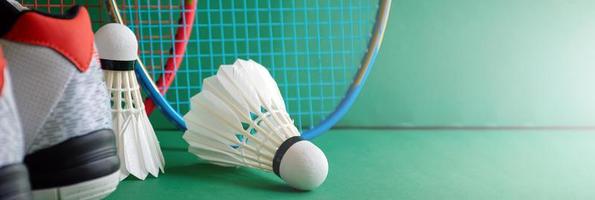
[{"x1": 170, "y1": 0, "x2": 380, "y2": 134}]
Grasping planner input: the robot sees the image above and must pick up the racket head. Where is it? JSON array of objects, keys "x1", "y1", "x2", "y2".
[{"x1": 144, "y1": 0, "x2": 392, "y2": 139}]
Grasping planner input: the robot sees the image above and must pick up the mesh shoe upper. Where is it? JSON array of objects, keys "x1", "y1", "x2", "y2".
[
  {"x1": 0, "y1": 5, "x2": 112, "y2": 154},
  {"x1": 32, "y1": 51, "x2": 111, "y2": 153},
  {"x1": 0, "y1": 47, "x2": 24, "y2": 166}
]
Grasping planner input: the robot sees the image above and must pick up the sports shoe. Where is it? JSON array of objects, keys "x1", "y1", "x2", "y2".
[
  {"x1": 0, "y1": 45, "x2": 31, "y2": 200},
  {"x1": 0, "y1": 1, "x2": 119, "y2": 199}
]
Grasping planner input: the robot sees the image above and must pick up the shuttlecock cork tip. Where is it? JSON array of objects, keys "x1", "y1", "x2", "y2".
[
  {"x1": 95, "y1": 23, "x2": 138, "y2": 70},
  {"x1": 273, "y1": 137, "x2": 329, "y2": 190}
]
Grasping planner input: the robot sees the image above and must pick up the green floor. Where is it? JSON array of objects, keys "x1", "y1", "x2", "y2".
[{"x1": 107, "y1": 129, "x2": 595, "y2": 199}]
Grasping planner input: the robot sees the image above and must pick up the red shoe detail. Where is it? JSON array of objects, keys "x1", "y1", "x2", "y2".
[{"x1": 4, "y1": 7, "x2": 94, "y2": 72}]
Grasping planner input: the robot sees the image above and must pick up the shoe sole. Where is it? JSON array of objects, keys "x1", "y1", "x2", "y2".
[
  {"x1": 32, "y1": 171, "x2": 119, "y2": 200},
  {"x1": 25, "y1": 129, "x2": 120, "y2": 200}
]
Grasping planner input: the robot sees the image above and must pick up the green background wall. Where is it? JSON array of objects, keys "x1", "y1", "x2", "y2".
[
  {"x1": 151, "y1": 0, "x2": 595, "y2": 129},
  {"x1": 339, "y1": 0, "x2": 595, "y2": 128}
]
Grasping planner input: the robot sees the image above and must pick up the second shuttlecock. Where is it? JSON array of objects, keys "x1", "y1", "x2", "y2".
[
  {"x1": 183, "y1": 59, "x2": 328, "y2": 190},
  {"x1": 95, "y1": 23, "x2": 165, "y2": 180}
]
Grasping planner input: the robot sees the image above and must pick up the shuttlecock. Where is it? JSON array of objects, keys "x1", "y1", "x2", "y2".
[
  {"x1": 183, "y1": 59, "x2": 328, "y2": 190},
  {"x1": 95, "y1": 23, "x2": 164, "y2": 180}
]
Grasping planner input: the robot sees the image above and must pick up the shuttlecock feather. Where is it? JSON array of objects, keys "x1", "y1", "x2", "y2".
[
  {"x1": 95, "y1": 23, "x2": 164, "y2": 180},
  {"x1": 183, "y1": 59, "x2": 328, "y2": 190}
]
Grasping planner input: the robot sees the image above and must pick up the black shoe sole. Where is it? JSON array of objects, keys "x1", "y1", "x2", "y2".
[{"x1": 24, "y1": 129, "x2": 119, "y2": 190}]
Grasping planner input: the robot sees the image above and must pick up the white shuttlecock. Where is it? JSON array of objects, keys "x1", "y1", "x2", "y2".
[
  {"x1": 95, "y1": 23, "x2": 164, "y2": 180},
  {"x1": 183, "y1": 59, "x2": 328, "y2": 190}
]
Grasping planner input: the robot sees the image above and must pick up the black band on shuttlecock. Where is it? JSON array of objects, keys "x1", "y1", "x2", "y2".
[
  {"x1": 272, "y1": 136, "x2": 303, "y2": 177},
  {"x1": 100, "y1": 59, "x2": 135, "y2": 71}
]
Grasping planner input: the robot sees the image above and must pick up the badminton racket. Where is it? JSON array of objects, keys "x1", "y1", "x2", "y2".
[{"x1": 146, "y1": 0, "x2": 392, "y2": 140}]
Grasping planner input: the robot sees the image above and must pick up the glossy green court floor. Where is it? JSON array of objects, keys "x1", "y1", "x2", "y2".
[{"x1": 107, "y1": 129, "x2": 595, "y2": 199}]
